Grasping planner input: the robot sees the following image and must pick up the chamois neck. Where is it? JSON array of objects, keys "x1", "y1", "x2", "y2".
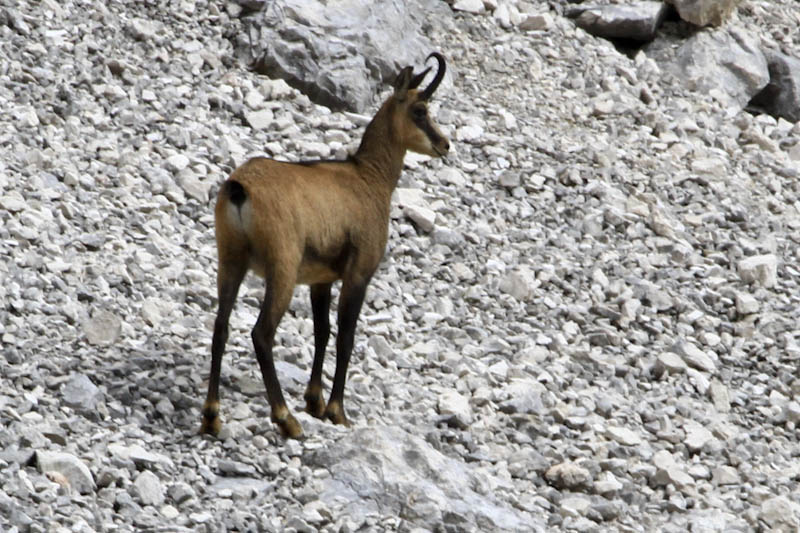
[{"x1": 353, "y1": 100, "x2": 406, "y2": 186}]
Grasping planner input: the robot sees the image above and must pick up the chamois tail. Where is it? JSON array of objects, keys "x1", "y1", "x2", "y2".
[{"x1": 221, "y1": 180, "x2": 247, "y2": 208}]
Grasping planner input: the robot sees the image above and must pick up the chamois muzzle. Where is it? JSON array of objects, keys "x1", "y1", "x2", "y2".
[{"x1": 419, "y1": 52, "x2": 446, "y2": 101}]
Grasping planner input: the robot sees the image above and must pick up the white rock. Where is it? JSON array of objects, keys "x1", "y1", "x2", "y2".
[
  {"x1": 734, "y1": 292, "x2": 760, "y2": 315},
  {"x1": 437, "y1": 389, "x2": 472, "y2": 427},
  {"x1": 545, "y1": 462, "x2": 592, "y2": 490},
  {"x1": 265, "y1": 78, "x2": 294, "y2": 99},
  {"x1": 593, "y1": 471, "x2": 623, "y2": 495},
  {"x1": 606, "y1": 426, "x2": 642, "y2": 446},
  {"x1": 658, "y1": 351, "x2": 687, "y2": 374},
  {"x1": 759, "y1": 496, "x2": 800, "y2": 530},
  {"x1": 684, "y1": 422, "x2": 715, "y2": 453},
  {"x1": 404, "y1": 204, "x2": 436, "y2": 233},
  {"x1": 37, "y1": 451, "x2": 95, "y2": 495},
  {"x1": 134, "y1": 470, "x2": 165, "y2": 507},
  {"x1": 712, "y1": 466, "x2": 740, "y2": 486},
  {"x1": 691, "y1": 157, "x2": 727, "y2": 176},
  {"x1": 498, "y1": 267, "x2": 536, "y2": 301},
  {"x1": 671, "y1": 340, "x2": 716, "y2": 373},
  {"x1": 452, "y1": 0, "x2": 484, "y2": 14},
  {"x1": 85, "y1": 310, "x2": 122, "y2": 345},
  {"x1": 493, "y1": 3, "x2": 511, "y2": 28},
  {"x1": 666, "y1": 0, "x2": 739, "y2": 26},
  {"x1": 437, "y1": 167, "x2": 467, "y2": 186},
  {"x1": 107, "y1": 443, "x2": 175, "y2": 468},
  {"x1": 738, "y1": 254, "x2": 778, "y2": 288},
  {"x1": 709, "y1": 381, "x2": 731, "y2": 413},
  {"x1": 455, "y1": 124, "x2": 484, "y2": 142},
  {"x1": 245, "y1": 109, "x2": 274, "y2": 130},
  {"x1": 179, "y1": 170, "x2": 212, "y2": 202},
  {"x1": 0, "y1": 192, "x2": 27, "y2": 212},
  {"x1": 166, "y1": 153, "x2": 190, "y2": 172},
  {"x1": 559, "y1": 495, "x2": 592, "y2": 517},
  {"x1": 519, "y1": 12, "x2": 553, "y2": 31},
  {"x1": 393, "y1": 188, "x2": 427, "y2": 208},
  {"x1": 651, "y1": 450, "x2": 694, "y2": 490}
]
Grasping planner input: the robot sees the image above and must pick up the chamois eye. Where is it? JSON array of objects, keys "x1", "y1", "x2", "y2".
[{"x1": 412, "y1": 106, "x2": 427, "y2": 119}]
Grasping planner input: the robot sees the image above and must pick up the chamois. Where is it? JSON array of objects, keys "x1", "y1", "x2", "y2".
[{"x1": 201, "y1": 53, "x2": 450, "y2": 439}]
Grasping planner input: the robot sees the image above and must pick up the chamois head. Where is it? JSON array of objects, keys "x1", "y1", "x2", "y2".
[{"x1": 390, "y1": 52, "x2": 450, "y2": 158}]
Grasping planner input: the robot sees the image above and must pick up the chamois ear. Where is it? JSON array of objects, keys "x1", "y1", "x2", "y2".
[
  {"x1": 393, "y1": 66, "x2": 414, "y2": 101},
  {"x1": 409, "y1": 66, "x2": 432, "y2": 90}
]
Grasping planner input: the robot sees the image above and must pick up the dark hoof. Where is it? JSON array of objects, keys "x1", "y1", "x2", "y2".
[
  {"x1": 274, "y1": 412, "x2": 303, "y2": 439},
  {"x1": 324, "y1": 402, "x2": 350, "y2": 427},
  {"x1": 200, "y1": 403, "x2": 221, "y2": 436},
  {"x1": 304, "y1": 393, "x2": 327, "y2": 419}
]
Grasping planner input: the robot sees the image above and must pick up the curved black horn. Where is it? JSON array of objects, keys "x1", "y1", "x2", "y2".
[{"x1": 419, "y1": 52, "x2": 445, "y2": 100}]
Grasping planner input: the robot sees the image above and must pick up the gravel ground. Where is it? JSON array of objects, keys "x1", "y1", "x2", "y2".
[{"x1": 2, "y1": 0, "x2": 800, "y2": 532}]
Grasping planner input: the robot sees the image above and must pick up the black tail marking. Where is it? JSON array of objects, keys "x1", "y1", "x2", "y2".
[{"x1": 224, "y1": 180, "x2": 247, "y2": 207}]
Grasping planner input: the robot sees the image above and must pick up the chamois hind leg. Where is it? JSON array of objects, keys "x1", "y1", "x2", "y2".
[
  {"x1": 305, "y1": 283, "x2": 332, "y2": 418},
  {"x1": 201, "y1": 261, "x2": 247, "y2": 436},
  {"x1": 252, "y1": 267, "x2": 303, "y2": 438},
  {"x1": 325, "y1": 273, "x2": 372, "y2": 426}
]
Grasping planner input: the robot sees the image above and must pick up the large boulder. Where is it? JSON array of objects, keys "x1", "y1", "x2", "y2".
[
  {"x1": 646, "y1": 26, "x2": 769, "y2": 111},
  {"x1": 749, "y1": 50, "x2": 800, "y2": 122},
  {"x1": 665, "y1": 0, "x2": 742, "y2": 27},
  {"x1": 307, "y1": 426, "x2": 544, "y2": 532},
  {"x1": 241, "y1": 0, "x2": 450, "y2": 112},
  {"x1": 570, "y1": 1, "x2": 669, "y2": 42}
]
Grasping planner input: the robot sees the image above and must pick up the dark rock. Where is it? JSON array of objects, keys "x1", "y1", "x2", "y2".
[
  {"x1": 572, "y1": 2, "x2": 668, "y2": 42},
  {"x1": 750, "y1": 50, "x2": 800, "y2": 122}
]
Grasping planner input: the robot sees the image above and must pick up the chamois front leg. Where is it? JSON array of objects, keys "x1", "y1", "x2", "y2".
[
  {"x1": 252, "y1": 270, "x2": 303, "y2": 439},
  {"x1": 325, "y1": 276, "x2": 371, "y2": 426},
  {"x1": 305, "y1": 283, "x2": 332, "y2": 418},
  {"x1": 201, "y1": 262, "x2": 246, "y2": 436}
]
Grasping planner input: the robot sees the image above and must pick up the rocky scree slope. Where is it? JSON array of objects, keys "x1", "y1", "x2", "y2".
[{"x1": 2, "y1": 0, "x2": 800, "y2": 532}]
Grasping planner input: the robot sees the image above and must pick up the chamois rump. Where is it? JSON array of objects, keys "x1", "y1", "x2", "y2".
[{"x1": 201, "y1": 53, "x2": 450, "y2": 439}]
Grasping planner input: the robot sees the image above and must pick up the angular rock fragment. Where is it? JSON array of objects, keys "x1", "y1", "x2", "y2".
[
  {"x1": 245, "y1": 0, "x2": 446, "y2": 112},
  {"x1": 737, "y1": 254, "x2": 778, "y2": 288},
  {"x1": 572, "y1": 2, "x2": 668, "y2": 42},
  {"x1": 84, "y1": 310, "x2": 122, "y2": 345},
  {"x1": 545, "y1": 462, "x2": 592, "y2": 490},
  {"x1": 36, "y1": 451, "x2": 95, "y2": 495},
  {"x1": 666, "y1": 0, "x2": 742, "y2": 27},
  {"x1": 750, "y1": 50, "x2": 800, "y2": 122},
  {"x1": 133, "y1": 470, "x2": 165, "y2": 507},
  {"x1": 646, "y1": 27, "x2": 768, "y2": 110},
  {"x1": 61, "y1": 374, "x2": 102, "y2": 412}
]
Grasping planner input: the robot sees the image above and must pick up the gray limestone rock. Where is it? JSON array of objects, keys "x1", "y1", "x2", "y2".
[
  {"x1": 61, "y1": 374, "x2": 102, "y2": 413},
  {"x1": 36, "y1": 451, "x2": 95, "y2": 495},
  {"x1": 666, "y1": 0, "x2": 742, "y2": 27},
  {"x1": 133, "y1": 470, "x2": 165, "y2": 507},
  {"x1": 759, "y1": 496, "x2": 800, "y2": 531},
  {"x1": 307, "y1": 427, "x2": 543, "y2": 532},
  {"x1": 244, "y1": 0, "x2": 449, "y2": 112},
  {"x1": 545, "y1": 462, "x2": 593, "y2": 490},
  {"x1": 750, "y1": 50, "x2": 800, "y2": 123},
  {"x1": 572, "y1": 2, "x2": 668, "y2": 42},
  {"x1": 738, "y1": 254, "x2": 778, "y2": 287},
  {"x1": 647, "y1": 26, "x2": 768, "y2": 110},
  {"x1": 84, "y1": 309, "x2": 123, "y2": 346}
]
